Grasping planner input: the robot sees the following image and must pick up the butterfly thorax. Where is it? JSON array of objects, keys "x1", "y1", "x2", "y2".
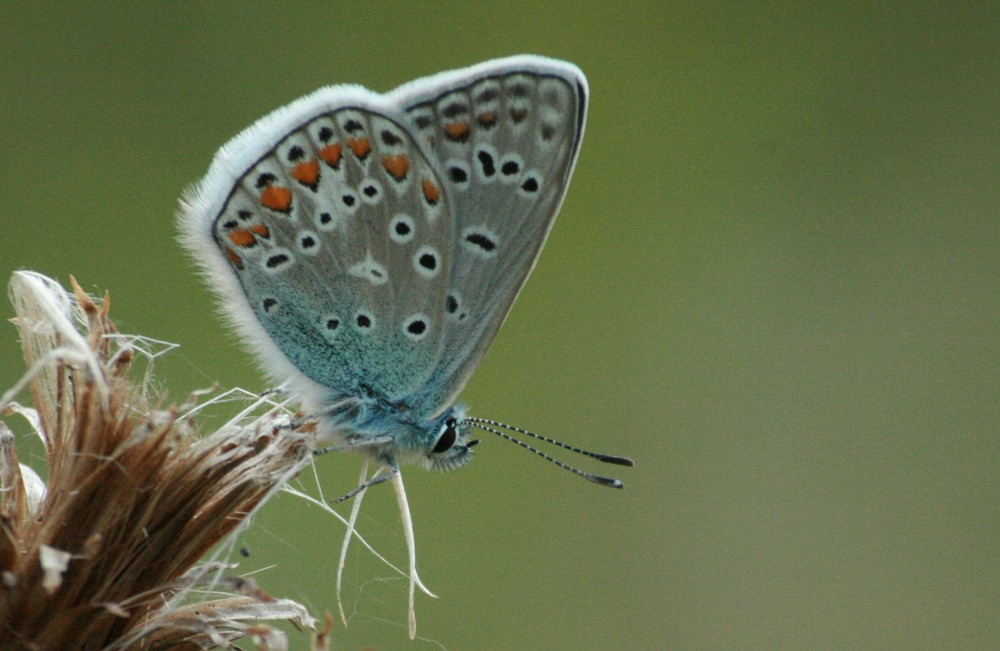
[{"x1": 318, "y1": 395, "x2": 475, "y2": 472}]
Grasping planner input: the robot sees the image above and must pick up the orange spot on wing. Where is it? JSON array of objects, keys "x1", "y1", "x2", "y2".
[
  {"x1": 291, "y1": 159, "x2": 320, "y2": 188},
  {"x1": 444, "y1": 121, "x2": 470, "y2": 142},
  {"x1": 382, "y1": 154, "x2": 410, "y2": 181},
  {"x1": 476, "y1": 111, "x2": 497, "y2": 128},
  {"x1": 422, "y1": 178, "x2": 440, "y2": 205},
  {"x1": 260, "y1": 185, "x2": 292, "y2": 212},
  {"x1": 347, "y1": 137, "x2": 371, "y2": 159},
  {"x1": 319, "y1": 143, "x2": 343, "y2": 167},
  {"x1": 228, "y1": 228, "x2": 255, "y2": 247},
  {"x1": 250, "y1": 223, "x2": 270, "y2": 239},
  {"x1": 225, "y1": 247, "x2": 244, "y2": 269}
]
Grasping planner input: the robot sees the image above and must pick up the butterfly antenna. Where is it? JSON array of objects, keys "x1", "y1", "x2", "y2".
[
  {"x1": 466, "y1": 419, "x2": 632, "y2": 488},
  {"x1": 465, "y1": 417, "x2": 635, "y2": 467}
]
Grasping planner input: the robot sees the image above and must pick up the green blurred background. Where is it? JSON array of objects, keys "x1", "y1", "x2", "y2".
[{"x1": 2, "y1": 2, "x2": 998, "y2": 649}]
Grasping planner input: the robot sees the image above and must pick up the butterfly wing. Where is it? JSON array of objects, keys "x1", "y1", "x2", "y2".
[
  {"x1": 180, "y1": 56, "x2": 587, "y2": 424},
  {"x1": 179, "y1": 89, "x2": 456, "y2": 410},
  {"x1": 391, "y1": 55, "x2": 588, "y2": 417}
]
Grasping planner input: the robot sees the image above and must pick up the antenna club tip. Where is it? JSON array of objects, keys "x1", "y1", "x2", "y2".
[
  {"x1": 589, "y1": 475, "x2": 625, "y2": 489},
  {"x1": 598, "y1": 454, "x2": 635, "y2": 467}
]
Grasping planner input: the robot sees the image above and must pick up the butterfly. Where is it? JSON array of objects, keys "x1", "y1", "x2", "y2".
[{"x1": 178, "y1": 55, "x2": 632, "y2": 636}]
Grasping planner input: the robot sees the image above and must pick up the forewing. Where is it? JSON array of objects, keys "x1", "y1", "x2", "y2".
[
  {"x1": 395, "y1": 56, "x2": 587, "y2": 414},
  {"x1": 182, "y1": 95, "x2": 453, "y2": 404}
]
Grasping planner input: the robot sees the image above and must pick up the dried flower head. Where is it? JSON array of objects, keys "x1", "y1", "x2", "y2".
[{"x1": 0, "y1": 271, "x2": 318, "y2": 650}]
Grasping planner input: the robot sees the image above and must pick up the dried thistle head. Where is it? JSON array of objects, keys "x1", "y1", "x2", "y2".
[{"x1": 0, "y1": 271, "x2": 318, "y2": 650}]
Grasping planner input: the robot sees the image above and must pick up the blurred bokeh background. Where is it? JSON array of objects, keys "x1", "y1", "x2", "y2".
[{"x1": 2, "y1": 3, "x2": 997, "y2": 649}]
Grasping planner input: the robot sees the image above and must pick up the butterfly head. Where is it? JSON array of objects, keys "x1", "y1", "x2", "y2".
[{"x1": 421, "y1": 409, "x2": 479, "y2": 472}]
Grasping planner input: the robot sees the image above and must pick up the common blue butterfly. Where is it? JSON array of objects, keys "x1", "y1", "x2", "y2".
[{"x1": 178, "y1": 55, "x2": 632, "y2": 635}]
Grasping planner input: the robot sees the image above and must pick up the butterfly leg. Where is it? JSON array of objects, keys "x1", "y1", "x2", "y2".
[
  {"x1": 314, "y1": 434, "x2": 395, "y2": 457},
  {"x1": 328, "y1": 466, "x2": 395, "y2": 504},
  {"x1": 389, "y1": 465, "x2": 437, "y2": 639},
  {"x1": 336, "y1": 458, "x2": 370, "y2": 627}
]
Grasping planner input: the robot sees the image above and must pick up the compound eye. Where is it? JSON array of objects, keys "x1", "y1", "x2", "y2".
[{"x1": 432, "y1": 418, "x2": 458, "y2": 454}]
